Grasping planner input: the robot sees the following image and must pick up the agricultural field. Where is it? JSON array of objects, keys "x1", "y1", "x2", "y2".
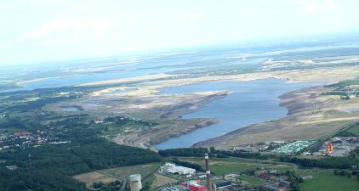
[
  {"x1": 298, "y1": 169, "x2": 359, "y2": 191},
  {"x1": 74, "y1": 163, "x2": 160, "y2": 188},
  {"x1": 347, "y1": 123, "x2": 359, "y2": 136}
]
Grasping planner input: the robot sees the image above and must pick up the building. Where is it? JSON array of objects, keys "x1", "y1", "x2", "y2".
[
  {"x1": 181, "y1": 181, "x2": 206, "y2": 191},
  {"x1": 159, "y1": 186, "x2": 181, "y2": 191},
  {"x1": 224, "y1": 174, "x2": 240, "y2": 182},
  {"x1": 254, "y1": 170, "x2": 267, "y2": 177},
  {"x1": 278, "y1": 180, "x2": 290, "y2": 187},
  {"x1": 326, "y1": 141, "x2": 334, "y2": 154},
  {"x1": 160, "y1": 163, "x2": 196, "y2": 175},
  {"x1": 129, "y1": 174, "x2": 142, "y2": 191},
  {"x1": 301, "y1": 175, "x2": 313, "y2": 180},
  {"x1": 215, "y1": 181, "x2": 232, "y2": 190},
  {"x1": 262, "y1": 184, "x2": 287, "y2": 191},
  {"x1": 14, "y1": 131, "x2": 31, "y2": 139},
  {"x1": 314, "y1": 137, "x2": 359, "y2": 157},
  {"x1": 5, "y1": 165, "x2": 18, "y2": 171}
]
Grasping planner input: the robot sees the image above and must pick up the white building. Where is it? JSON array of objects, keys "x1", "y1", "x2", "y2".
[
  {"x1": 129, "y1": 174, "x2": 142, "y2": 191},
  {"x1": 160, "y1": 163, "x2": 196, "y2": 175}
]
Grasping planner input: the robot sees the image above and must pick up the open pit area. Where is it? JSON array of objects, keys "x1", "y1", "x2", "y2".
[{"x1": 43, "y1": 63, "x2": 359, "y2": 150}]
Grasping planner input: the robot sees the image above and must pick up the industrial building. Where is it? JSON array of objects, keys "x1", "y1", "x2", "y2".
[
  {"x1": 160, "y1": 163, "x2": 196, "y2": 175},
  {"x1": 313, "y1": 137, "x2": 359, "y2": 157},
  {"x1": 180, "y1": 180, "x2": 207, "y2": 191}
]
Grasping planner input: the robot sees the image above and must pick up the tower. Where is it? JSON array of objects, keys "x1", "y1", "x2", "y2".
[
  {"x1": 129, "y1": 174, "x2": 142, "y2": 191},
  {"x1": 205, "y1": 153, "x2": 212, "y2": 191}
]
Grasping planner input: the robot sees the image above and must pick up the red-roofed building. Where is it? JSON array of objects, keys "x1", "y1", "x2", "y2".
[{"x1": 180, "y1": 181, "x2": 207, "y2": 191}]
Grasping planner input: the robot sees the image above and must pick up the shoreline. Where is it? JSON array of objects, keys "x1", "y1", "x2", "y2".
[
  {"x1": 109, "y1": 91, "x2": 229, "y2": 150},
  {"x1": 151, "y1": 118, "x2": 219, "y2": 148},
  {"x1": 45, "y1": 63, "x2": 359, "y2": 150},
  {"x1": 192, "y1": 85, "x2": 323, "y2": 148},
  {"x1": 193, "y1": 83, "x2": 359, "y2": 149},
  {"x1": 151, "y1": 79, "x2": 321, "y2": 150}
]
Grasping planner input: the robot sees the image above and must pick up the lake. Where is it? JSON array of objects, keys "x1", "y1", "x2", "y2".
[{"x1": 155, "y1": 79, "x2": 320, "y2": 150}]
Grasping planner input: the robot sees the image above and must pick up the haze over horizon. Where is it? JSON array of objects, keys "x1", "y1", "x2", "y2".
[{"x1": 1, "y1": 0, "x2": 359, "y2": 65}]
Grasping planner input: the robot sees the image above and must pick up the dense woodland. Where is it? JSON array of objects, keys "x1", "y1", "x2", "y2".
[{"x1": 0, "y1": 137, "x2": 161, "y2": 191}]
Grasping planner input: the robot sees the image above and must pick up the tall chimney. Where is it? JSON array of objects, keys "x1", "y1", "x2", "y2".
[{"x1": 205, "y1": 153, "x2": 212, "y2": 191}]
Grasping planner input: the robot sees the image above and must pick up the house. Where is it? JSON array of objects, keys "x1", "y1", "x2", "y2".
[
  {"x1": 254, "y1": 170, "x2": 267, "y2": 177},
  {"x1": 5, "y1": 165, "x2": 18, "y2": 171},
  {"x1": 224, "y1": 173, "x2": 240, "y2": 182},
  {"x1": 262, "y1": 184, "x2": 287, "y2": 191},
  {"x1": 301, "y1": 175, "x2": 313, "y2": 180},
  {"x1": 278, "y1": 180, "x2": 290, "y2": 187}
]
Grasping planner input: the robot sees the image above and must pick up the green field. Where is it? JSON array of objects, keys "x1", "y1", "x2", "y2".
[
  {"x1": 74, "y1": 163, "x2": 160, "y2": 188},
  {"x1": 211, "y1": 163, "x2": 248, "y2": 175},
  {"x1": 298, "y1": 170, "x2": 359, "y2": 191},
  {"x1": 178, "y1": 157, "x2": 295, "y2": 175},
  {"x1": 337, "y1": 122, "x2": 359, "y2": 137},
  {"x1": 347, "y1": 123, "x2": 359, "y2": 136},
  {"x1": 177, "y1": 157, "x2": 359, "y2": 191},
  {"x1": 143, "y1": 174, "x2": 156, "y2": 191},
  {"x1": 238, "y1": 174, "x2": 267, "y2": 186},
  {"x1": 98, "y1": 163, "x2": 160, "y2": 180}
]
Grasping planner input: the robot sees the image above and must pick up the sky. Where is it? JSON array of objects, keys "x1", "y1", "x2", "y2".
[{"x1": 0, "y1": 0, "x2": 359, "y2": 65}]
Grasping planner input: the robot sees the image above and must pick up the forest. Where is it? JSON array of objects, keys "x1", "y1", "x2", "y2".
[
  {"x1": 0, "y1": 96, "x2": 161, "y2": 191},
  {"x1": 0, "y1": 136, "x2": 161, "y2": 191}
]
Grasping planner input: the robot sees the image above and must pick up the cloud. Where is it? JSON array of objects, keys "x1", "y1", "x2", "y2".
[
  {"x1": 23, "y1": 17, "x2": 111, "y2": 45},
  {"x1": 190, "y1": 13, "x2": 203, "y2": 21},
  {"x1": 183, "y1": 12, "x2": 204, "y2": 24},
  {"x1": 297, "y1": 0, "x2": 337, "y2": 13}
]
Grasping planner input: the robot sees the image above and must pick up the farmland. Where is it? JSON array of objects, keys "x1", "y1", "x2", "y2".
[
  {"x1": 74, "y1": 163, "x2": 160, "y2": 188},
  {"x1": 298, "y1": 170, "x2": 359, "y2": 191}
]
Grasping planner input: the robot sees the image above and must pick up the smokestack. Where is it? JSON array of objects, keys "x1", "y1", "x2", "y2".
[{"x1": 205, "y1": 153, "x2": 212, "y2": 191}]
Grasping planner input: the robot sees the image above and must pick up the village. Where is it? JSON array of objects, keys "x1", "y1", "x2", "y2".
[{"x1": 0, "y1": 130, "x2": 68, "y2": 151}]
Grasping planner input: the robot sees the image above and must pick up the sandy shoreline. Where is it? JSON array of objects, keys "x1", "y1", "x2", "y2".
[{"x1": 194, "y1": 84, "x2": 359, "y2": 149}]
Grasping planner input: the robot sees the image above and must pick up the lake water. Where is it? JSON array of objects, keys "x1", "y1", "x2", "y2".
[
  {"x1": 0, "y1": 70, "x2": 157, "y2": 93},
  {"x1": 60, "y1": 106, "x2": 82, "y2": 112},
  {"x1": 155, "y1": 79, "x2": 319, "y2": 150},
  {"x1": 0, "y1": 56, "x2": 191, "y2": 93}
]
